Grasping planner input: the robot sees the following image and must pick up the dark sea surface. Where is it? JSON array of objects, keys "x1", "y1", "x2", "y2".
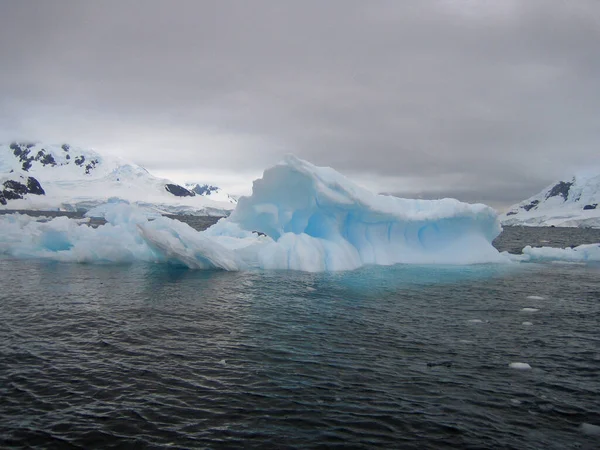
[{"x1": 1, "y1": 222, "x2": 599, "y2": 449}]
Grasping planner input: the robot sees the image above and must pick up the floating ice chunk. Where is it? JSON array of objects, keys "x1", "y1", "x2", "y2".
[
  {"x1": 510, "y1": 399, "x2": 522, "y2": 405},
  {"x1": 467, "y1": 319, "x2": 484, "y2": 323},
  {"x1": 580, "y1": 423, "x2": 600, "y2": 436},
  {"x1": 509, "y1": 362, "x2": 532, "y2": 370},
  {"x1": 520, "y1": 308, "x2": 539, "y2": 312},
  {"x1": 522, "y1": 322, "x2": 533, "y2": 326},
  {"x1": 306, "y1": 286, "x2": 316, "y2": 292},
  {"x1": 526, "y1": 295, "x2": 545, "y2": 300},
  {"x1": 520, "y1": 243, "x2": 600, "y2": 263}
]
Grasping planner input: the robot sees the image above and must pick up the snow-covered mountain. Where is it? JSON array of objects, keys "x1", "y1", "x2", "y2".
[
  {"x1": 0, "y1": 142, "x2": 235, "y2": 216},
  {"x1": 501, "y1": 174, "x2": 600, "y2": 228}
]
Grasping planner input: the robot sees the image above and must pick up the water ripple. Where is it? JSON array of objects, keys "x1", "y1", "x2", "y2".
[{"x1": 1, "y1": 250, "x2": 599, "y2": 448}]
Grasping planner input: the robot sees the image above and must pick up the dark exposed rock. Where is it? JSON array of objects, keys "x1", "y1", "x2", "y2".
[
  {"x1": 84, "y1": 159, "x2": 98, "y2": 174},
  {"x1": 26, "y1": 177, "x2": 45, "y2": 195},
  {"x1": 2, "y1": 180, "x2": 29, "y2": 200},
  {"x1": 73, "y1": 155, "x2": 98, "y2": 174},
  {"x1": 8, "y1": 142, "x2": 36, "y2": 171},
  {"x1": 506, "y1": 211, "x2": 517, "y2": 216},
  {"x1": 1, "y1": 176, "x2": 46, "y2": 204},
  {"x1": 34, "y1": 149, "x2": 57, "y2": 167},
  {"x1": 546, "y1": 181, "x2": 573, "y2": 201},
  {"x1": 62, "y1": 144, "x2": 70, "y2": 152},
  {"x1": 522, "y1": 200, "x2": 539, "y2": 212},
  {"x1": 165, "y1": 184, "x2": 195, "y2": 197},
  {"x1": 66, "y1": 154, "x2": 71, "y2": 160},
  {"x1": 189, "y1": 184, "x2": 219, "y2": 196},
  {"x1": 583, "y1": 204, "x2": 597, "y2": 210}
]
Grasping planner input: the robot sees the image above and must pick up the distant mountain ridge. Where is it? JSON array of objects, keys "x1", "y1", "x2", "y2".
[
  {"x1": 501, "y1": 174, "x2": 600, "y2": 228},
  {"x1": 186, "y1": 183, "x2": 238, "y2": 204},
  {"x1": 0, "y1": 142, "x2": 236, "y2": 216}
]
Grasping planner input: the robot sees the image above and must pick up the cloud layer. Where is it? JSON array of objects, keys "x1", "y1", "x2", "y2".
[{"x1": 1, "y1": 0, "x2": 599, "y2": 208}]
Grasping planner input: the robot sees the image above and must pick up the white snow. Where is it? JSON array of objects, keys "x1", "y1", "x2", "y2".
[
  {"x1": 509, "y1": 362, "x2": 532, "y2": 370},
  {"x1": 0, "y1": 155, "x2": 510, "y2": 271},
  {"x1": 501, "y1": 173, "x2": 600, "y2": 228},
  {"x1": 0, "y1": 143, "x2": 235, "y2": 216}
]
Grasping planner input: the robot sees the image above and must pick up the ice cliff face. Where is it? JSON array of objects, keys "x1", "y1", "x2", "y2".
[
  {"x1": 501, "y1": 174, "x2": 600, "y2": 228},
  {"x1": 0, "y1": 155, "x2": 508, "y2": 271},
  {"x1": 0, "y1": 142, "x2": 235, "y2": 216}
]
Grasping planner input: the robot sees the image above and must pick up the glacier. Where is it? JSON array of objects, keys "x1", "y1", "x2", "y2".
[{"x1": 0, "y1": 155, "x2": 511, "y2": 271}]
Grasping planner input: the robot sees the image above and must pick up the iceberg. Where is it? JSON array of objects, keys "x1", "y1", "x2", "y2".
[
  {"x1": 517, "y1": 243, "x2": 600, "y2": 263},
  {"x1": 0, "y1": 155, "x2": 509, "y2": 271}
]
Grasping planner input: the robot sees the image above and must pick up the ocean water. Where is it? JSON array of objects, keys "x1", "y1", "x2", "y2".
[{"x1": 1, "y1": 226, "x2": 599, "y2": 449}]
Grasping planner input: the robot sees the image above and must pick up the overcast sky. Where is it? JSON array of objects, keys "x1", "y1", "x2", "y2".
[{"x1": 1, "y1": 0, "x2": 599, "y2": 209}]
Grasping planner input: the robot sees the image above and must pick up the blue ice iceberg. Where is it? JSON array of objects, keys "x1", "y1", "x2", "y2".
[{"x1": 0, "y1": 155, "x2": 509, "y2": 271}]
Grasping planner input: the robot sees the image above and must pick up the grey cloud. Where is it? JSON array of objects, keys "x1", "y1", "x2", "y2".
[{"x1": 1, "y1": 0, "x2": 599, "y2": 207}]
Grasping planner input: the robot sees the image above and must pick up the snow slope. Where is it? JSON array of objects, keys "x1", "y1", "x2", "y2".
[
  {"x1": 0, "y1": 142, "x2": 235, "y2": 216},
  {"x1": 0, "y1": 155, "x2": 509, "y2": 271},
  {"x1": 501, "y1": 174, "x2": 600, "y2": 228}
]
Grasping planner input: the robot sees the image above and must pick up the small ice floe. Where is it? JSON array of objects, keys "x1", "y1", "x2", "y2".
[
  {"x1": 510, "y1": 399, "x2": 522, "y2": 405},
  {"x1": 522, "y1": 322, "x2": 533, "y2": 326},
  {"x1": 509, "y1": 362, "x2": 531, "y2": 370},
  {"x1": 219, "y1": 359, "x2": 227, "y2": 365},
  {"x1": 467, "y1": 319, "x2": 484, "y2": 323},
  {"x1": 580, "y1": 423, "x2": 600, "y2": 436},
  {"x1": 520, "y1": 308, "x2": 539, "y2": 312},
  {"x1": 526, "y1": 295, "x2": 545, "y2": 300},
  {"x1": 306, "y1": 286, "x2": 316, "y2": 292}
]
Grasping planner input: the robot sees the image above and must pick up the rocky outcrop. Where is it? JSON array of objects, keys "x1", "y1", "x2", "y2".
[
  {"x1": 165, "y1": 184, "x2": 195, "y2": 197},
  {"x1": 0, "y1": 176, "x2": 45, "y2": 205},
  {"x1": 546, "y1": 181, "x2": 573, "y2": 200},
  {"x1": 189, "y1": 184, "x2": 219, "y2": 196},
  {"x1": 74, "y1": 155, "x2": 99, "y2": 174}
]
